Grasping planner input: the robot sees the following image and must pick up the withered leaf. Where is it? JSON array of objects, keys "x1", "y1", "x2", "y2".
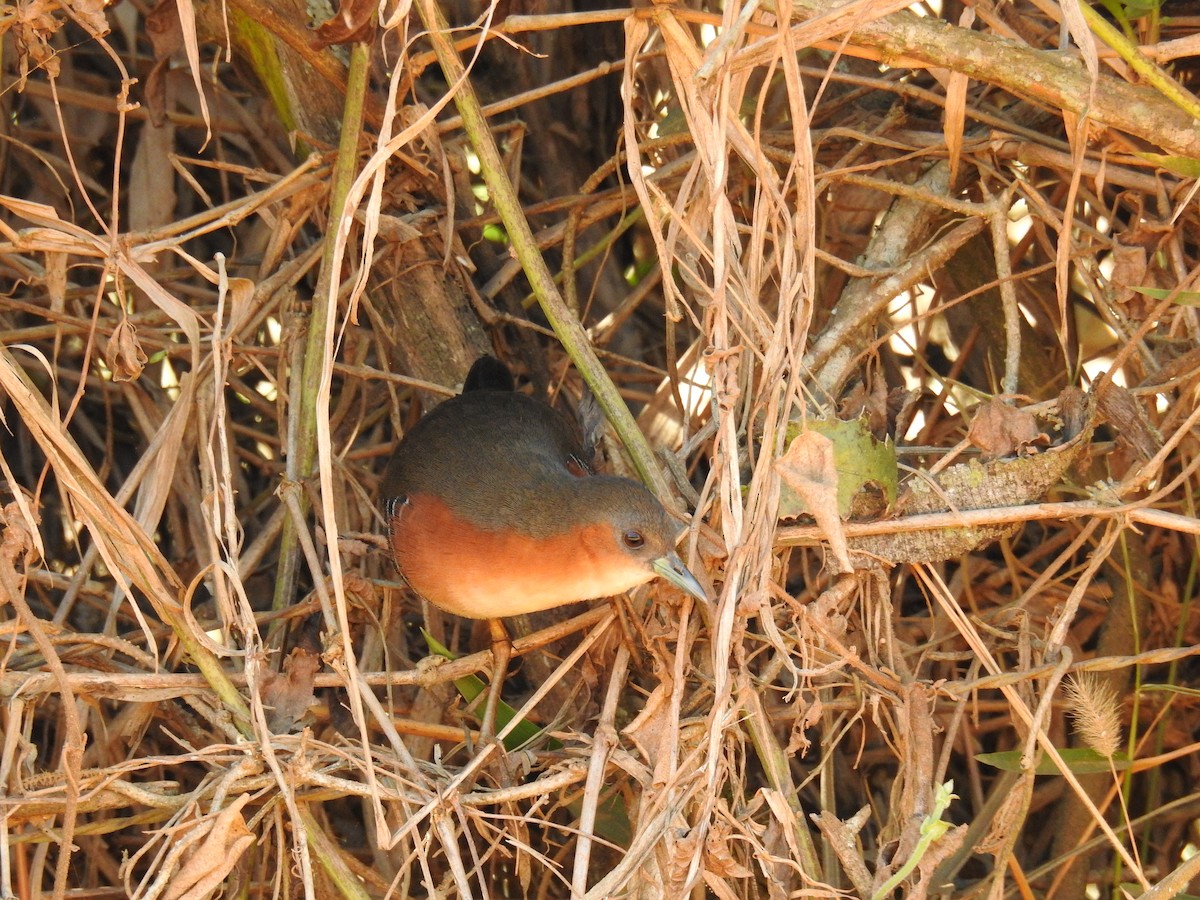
[
  {"x1": 10, "y1": 0, "x2": 63, "y2": 88},
  {"x1": 967, "y1": 397, "x2": 1045, "y2": 461},
  {"x1": 71, "y1": 0, "x2": 110, "y2": 38},
  {"x1": 163, "y1": 795, "x2": 255, "y2": 900},
  {"x1": 1110, "y1": 241, "x2": 1148, "y2": 306},
  {"x1": 262, "y1": 646, "x2": 320, "y2": 734},
  {"x1": 776, "y1": 430, "x2": 853, "y2": 573},
  {"x1": 106, "y1": 318, "x2": 149, "y2": 382},
  {"x1": 312, "y1": 0, "x2": 377, "y2": 47},
  {"x1": 704, "y1": 818, "x2": 755, "y2": 879}
]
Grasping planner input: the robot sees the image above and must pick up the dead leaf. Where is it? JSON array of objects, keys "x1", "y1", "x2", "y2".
[
  {"x1": 1057, "y1": 386, "x2": 1091, "y2": 442},
  {"x1": 775, "y1": 430, "x2": 853, "y2": 573},
  {"x1": 163, "y1": 795, "x2": 255, "y2": 900},
  {"x1": 838, "y1": 374, "x2": 890, "y2": 439},
  {"x1": 777, "y1": 417, "x2": 897, "y2": 520},
  {"x1": 785, "y1": 696, "x2": 822, "y2": 756},
  {"x1": 668, "y1": 827, "x2": 701, "y2": 885},
  {"x1": 888, "y1": 387, "x2": 922, "y2": 441},
  {"x1": 622, "y1": 679, "x2": 677, "y2": 787},
  {"x1": 8, "y1": 0, "x2": 63, "y2": 88},
  {"x1": 704, "y1": 818, "x2": 755, "y2": 879},
  {"x1": 261, "y1": 647, "x2": 320, "y2": 734},
  {"x1": 312, "y1": 0, "x2": 377, "y2": 47},
  {"x1": 1110, "y1": 241, "x2": 1148, "y2": 306},
  {"x1": 967, "y1": 398, "x2": 1045, "y2": 460},
  {"x1": 222, "y1": 277, "x2": 256, "y2": 337},
  {"x1": 1, "y1": 500, "x2": 39, "y2": 566},
  {"x1": 70, "y1": 0, "x2": 111, "y2": 37},
  {"x1": 106, "y1": 317, "x2": 149, "y2": 382}
]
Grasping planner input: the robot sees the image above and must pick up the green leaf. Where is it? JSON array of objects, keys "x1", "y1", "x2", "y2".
[
  {"x1": 564, "y1": 790, "x2": 634, "y2": 849},
  {"x1": 1131, "y1": 153, "x2": 1200, "y2": 179},
  {"x1": 421, "y1": 630, "x2": 560, "y2": 751},
  {"x1": 482, "y1": 223, "x2": 508, "y2": 244},
  {"x1": 1119, "y1": 0, "x2": 1161, "y2": 16},
  {"x1": 1128, "y1": 285, "x2": 1200, "y2": 307},
  {"x1": 778, "y1": 416, "x2": 897, "y2": 519},
  {"x1": 976, "y1": 747, "x2": 1130, "y2": 775},
  {"x1": 1140, "y1": 683, "x2": 1200, "y2": 698}
]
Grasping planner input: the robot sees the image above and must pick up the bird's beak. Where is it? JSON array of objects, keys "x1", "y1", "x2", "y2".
[{"x1": 652, "y1": 552, "x2": 708, "y2": 603}]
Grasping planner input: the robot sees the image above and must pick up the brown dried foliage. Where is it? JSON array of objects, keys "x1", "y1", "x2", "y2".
[{"x1": 4, "y1": 0, "x2": 1200, "y2": 897}]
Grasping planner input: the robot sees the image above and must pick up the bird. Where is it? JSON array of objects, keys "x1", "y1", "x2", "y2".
[
  {"x1": 383, "y1": 356, "x2": 706, "y2": 739},
  {"x1": 383, "y1": 356, "x2": 706, "y2": 619}
]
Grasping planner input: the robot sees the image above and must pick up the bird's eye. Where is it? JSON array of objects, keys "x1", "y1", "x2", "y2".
[{"x1": 623, "y1": 530, "x2": 645, "y2": 549}]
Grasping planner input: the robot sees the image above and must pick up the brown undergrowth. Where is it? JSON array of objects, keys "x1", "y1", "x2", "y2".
[{"x1": 3, "y1": 0, "x2": 1200, "y2": 896}]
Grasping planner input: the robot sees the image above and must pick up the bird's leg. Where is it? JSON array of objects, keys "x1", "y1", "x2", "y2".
[{"x1": 480, "y1": 617, "x2": 511, "y2": 747}]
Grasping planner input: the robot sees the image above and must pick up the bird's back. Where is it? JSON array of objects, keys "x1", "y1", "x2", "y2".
[{"x1": 384, "y1": 387, "x2": 586, "y2": 536}]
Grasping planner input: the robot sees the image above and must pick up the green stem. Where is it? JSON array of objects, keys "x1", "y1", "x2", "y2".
[
  {"x1": 272, "y1": 40, "x2": 372, "y2": 620},
  {"x1": 741, "y1": 686, "x2": 825, "y2": 882},
  {"x1": 1080, "y1": 3, "x2": 1200, "y2": 122},
  {"x1": 301, "y1": 804, "x2": 374, "y2": 899}
]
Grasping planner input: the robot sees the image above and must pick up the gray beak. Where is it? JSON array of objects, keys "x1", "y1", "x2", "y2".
[{"x1": 651, "y1": 551, "x2": 708, "y2": 603}]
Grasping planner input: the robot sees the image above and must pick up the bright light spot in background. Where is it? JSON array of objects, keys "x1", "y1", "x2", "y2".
[
  {"x1": 888, "y1": 283, "x2": 951, "y2": 377},
  {"x1": 647, "y1": 87, "x2": 671, "y2": 141},
  {"x1": 700, "y1": 23, "x2": 717, "y2": 47},
  {"x1": 465, "y1": 149, "x2": 489, "y2": 207},
  {"x1": 887, "y1": 288, "x2": 921, "y2": 366},
  {"x1": 678, "y1": 356, "x2": 714, "y2": 418},
  {"x1": 903, "y1": 409, "x2": 926, "y2": 443},
  {"x1": 256, "y1": 378, "x2": 278, "y2": 404},
  {"x1": 637, "y1": 355, "x2": 713, "y2": 451},
  {"x1": 159, "y1": 354, "x2": 180, "y2": 400},
  {"x1": 259, "y1": 318, "x2": 281, "y2": 403},
  {"x1": 1008, "y1": 198, "x2": 1031, "y2": 244},
  {"x1": 1082, "y1": 357, "x2": 1122, "y2": 387},
  {"x1": 884, "y1": 282, "x2": 970, "y2": 442},
  {"x1": 884, "y1": 284, "x2": 958, "y2": 442},
  {"x1": 1071, "y1": 237, "x2": 1122, "y2": 381}
]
